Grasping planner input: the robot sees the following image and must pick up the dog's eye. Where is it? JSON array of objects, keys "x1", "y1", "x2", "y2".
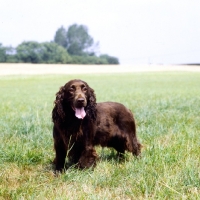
[
  {"x1": 82, "y1": 87, "x2": 87, "y2": 92},
  {"x1": 69, "y1": 88, "x2": 74, "y2": 93}
]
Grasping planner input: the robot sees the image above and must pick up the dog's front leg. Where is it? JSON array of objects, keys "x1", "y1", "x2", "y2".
[
  {"x1": 53, "y1": 127, "x2": 67, "y2": 172},
  {"x1": 78, "y1": 146, "x2": 98, "y2": 169}
]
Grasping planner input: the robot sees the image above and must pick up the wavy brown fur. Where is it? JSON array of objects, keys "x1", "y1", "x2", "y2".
[{"x1": 52, "y1": 79, "x2": 142, "y2": 171}]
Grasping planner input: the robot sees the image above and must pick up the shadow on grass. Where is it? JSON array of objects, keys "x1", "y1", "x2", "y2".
[
  {"x1": 99, "y1": 148, "x2": 128, "y2": 163},
  {"x1": 46, "y1": 148, "x2": 129, "y2": 174}
]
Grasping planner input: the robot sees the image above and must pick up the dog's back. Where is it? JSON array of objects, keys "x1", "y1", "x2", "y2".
[{"x1": 93, "y1": 102, "x2": 141, "y2": 156}]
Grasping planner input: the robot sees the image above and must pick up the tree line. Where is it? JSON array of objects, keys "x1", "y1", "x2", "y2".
[{"x1": 0, "y1": 24, "x2": 119, "y2": 64}]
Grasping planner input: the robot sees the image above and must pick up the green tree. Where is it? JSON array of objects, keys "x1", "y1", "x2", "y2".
[
  {"x1": 16, "y1": 41, "x2": 43, "y2": 63},
  {"x1": 100, "y1": 54, "x2": 119, "y2": 64},
  {"x1": 54, "y1": 26, "x2": 67, "y2": 48},
  {"x1": 41, "y1": 42, "x2": 71, "y2": 64},
  {"x1": 0, "y1": 44, "x2": 18, "y2": 63},
  {"x1": 67, "y1": 24, "x2": 96, "y2": 55},
  {"x1": 54, "y1": 24, "x2": 98, "y2": 56},
  {"x1": 70, "y1": 55, "x2": 108, "y2": 64},
  {"x1": 5, "y1": 46, "x2": 18, "y2": 63},
  {"x1": 0, "y1": 43, "x2": 6, "y2": 62},
  {"x1": 16, "y1": 41, "x2": 72, "y2": 64}
]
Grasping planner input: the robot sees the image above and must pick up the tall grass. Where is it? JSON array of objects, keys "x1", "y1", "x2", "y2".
[{"x1": 0, "y1": 72, "x2": 199, "y2": 199}]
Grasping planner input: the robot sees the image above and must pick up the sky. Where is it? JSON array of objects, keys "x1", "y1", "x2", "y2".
[{"x1": 0, "y1": 0, "x2": 200, "y2": 65}]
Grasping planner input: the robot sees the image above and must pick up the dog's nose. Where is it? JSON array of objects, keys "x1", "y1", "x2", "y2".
[{"x1": 77, "y1": 98, "x2": 85, "y2": 103}]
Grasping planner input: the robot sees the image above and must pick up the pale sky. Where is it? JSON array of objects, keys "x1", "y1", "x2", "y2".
[{"x1": 1, "y1": 0, "x2": 200, "y2": 64}]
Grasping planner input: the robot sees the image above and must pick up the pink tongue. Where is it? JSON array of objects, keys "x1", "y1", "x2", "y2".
[{"x1": 75, "y1": 107, "x2": 86, "y2": 119}]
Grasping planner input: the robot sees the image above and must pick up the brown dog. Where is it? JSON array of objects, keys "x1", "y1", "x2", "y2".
[{"x1": 52, "y1": 79, "x2": 142, "y2": 171}]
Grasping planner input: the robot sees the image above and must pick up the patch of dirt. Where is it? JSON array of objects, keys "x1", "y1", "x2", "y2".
[{"x1": 0, "y1": 63, "x2": 199, "y2": 75}]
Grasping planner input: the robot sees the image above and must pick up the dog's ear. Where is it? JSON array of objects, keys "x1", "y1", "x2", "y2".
[
  {"x1": 88, "y1": 86, "x2": 96, "y2": 104},
  {"x1": 52, "y1": 86, "x2": 66, "y2": 123},
  {"x1": 86, "y1": 84, "x2": 97, "y2": 121}
]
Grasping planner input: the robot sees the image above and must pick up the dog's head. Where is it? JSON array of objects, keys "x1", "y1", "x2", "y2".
[
  {"x1": 52, "y1": 79, "x2": 96, "y2": 123},
  {"x1": 65, "y1": 79, "x2": 90, "y2": 119}
]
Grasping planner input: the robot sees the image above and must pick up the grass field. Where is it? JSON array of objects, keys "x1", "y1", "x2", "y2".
[{"x1": 0, "y1": 72, "x2": 199, "y2": 199}]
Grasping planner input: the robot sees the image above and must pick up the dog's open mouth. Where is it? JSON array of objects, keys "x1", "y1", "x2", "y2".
[{"x1": 73, "y1": 107, "x2": 86, "y2": 119}]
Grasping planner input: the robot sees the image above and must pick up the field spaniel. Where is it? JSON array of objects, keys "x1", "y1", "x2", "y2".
[{"x1": 52, "y1": 79, "x2": 142, "y2": 171}]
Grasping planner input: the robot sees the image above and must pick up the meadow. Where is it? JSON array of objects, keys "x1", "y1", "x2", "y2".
[{"x1": 0, "y1": 72, "x2": 199, "y2": 199}]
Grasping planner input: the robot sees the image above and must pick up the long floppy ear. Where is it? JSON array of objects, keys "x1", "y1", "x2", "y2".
[
  {"x1": 52, "y1": 86, "x2": 66, "y2": 123},
  {"x1": 86, "y1": 84, "x2": 97, "y2": 121}
]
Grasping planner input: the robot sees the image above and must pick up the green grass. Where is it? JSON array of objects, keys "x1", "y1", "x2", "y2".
[{"x1": 0, "y1": 72, "x2": 199, "y2": 199}]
